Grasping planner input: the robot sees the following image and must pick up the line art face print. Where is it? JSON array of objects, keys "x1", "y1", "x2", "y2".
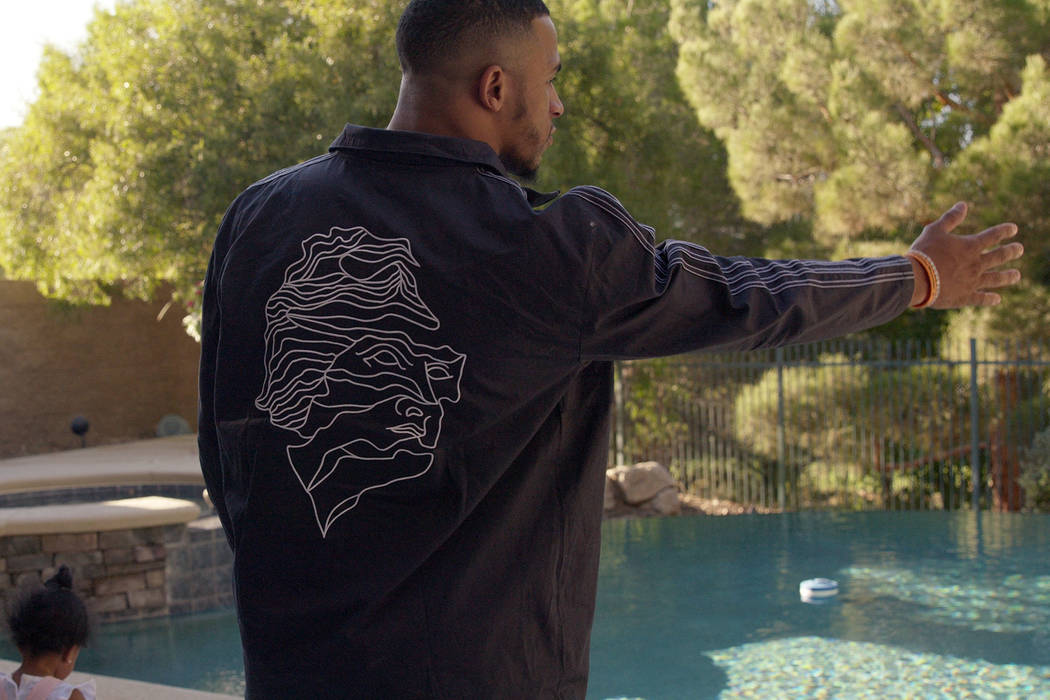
[{"x1": 255, "y1": 226, "x2": 466, "y2": 537}]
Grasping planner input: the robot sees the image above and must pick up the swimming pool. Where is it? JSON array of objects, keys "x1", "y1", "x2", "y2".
[
  {"x1": 590, "y1": 511, "x2": 1050, "y2": 698},
  {"x1": 4, "y1": 511, "x2": 1048, "y2": 698}
]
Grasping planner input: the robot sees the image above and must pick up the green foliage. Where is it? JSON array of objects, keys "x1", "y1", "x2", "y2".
[
  {"x1": 0, "y1": 0, "x2": 403, "y2": 327},
  {"x1": 5, "y1": 0, "x2": 1045, "y2": 346},
  {"x1": 730, "y1": 352, "x2": 993, "y2": 508},
  {"x1": 670, "y1": 0, "x2": 1050, "y2": 271},
  {"x1": 734, "y1": 353, "x2": 973, "y2": 466},
  {"x1": 2, "y1": 0, "x2": 770, "y2": 336},
  {"x1": 735, "y1": 352, "x2": 849, "y2": 461},
  {"x1": 618, "y1": 357, "x2": 702, "y2": 466},
  {"x1": 1020, "y1": 424, "x2": 1050, "y2": 511},
  {"x1": 864, "y1": 364, "x2": 976, "y2": 448},
  {"x1": 539, "y1": 0, "x2": 760, "y2": 255},
  {"x1": 618, "y1": 352, "x2": 777, "y2": 480},
  {"x1": 670, "y1": 0, "x2": 842, "y2": 231},
  {"x1": 933, "y1": 55, "x2": 1050, "y2": 338},
  {"x1": 729, "y1": 353, "x2": 877, "y2": 507},
  {"x1": 1004, "y1": 390, "x2": 1050, "y2": 448}
]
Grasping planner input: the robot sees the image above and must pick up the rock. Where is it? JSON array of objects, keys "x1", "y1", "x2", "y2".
[
  {"x1": 649, "y1": 487, "x2": 681, "y2": 516},
  {"x1": 611, "y1": 461, "x2": 676, "y2": 505}
]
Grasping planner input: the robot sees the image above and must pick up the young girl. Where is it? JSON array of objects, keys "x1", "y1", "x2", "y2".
[{"x1": 2, "y1": 566, "x2": 95, "y2": 700}]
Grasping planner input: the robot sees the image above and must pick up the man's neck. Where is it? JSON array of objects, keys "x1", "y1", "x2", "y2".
[{"x1": 386, "y1": 80, "x2": 497, "y2": 152}]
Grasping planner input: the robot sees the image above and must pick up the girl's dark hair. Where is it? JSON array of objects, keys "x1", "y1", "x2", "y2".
[
  {"x1": 6, "y1": 566, "x2": 90, "y2": 657},
  {"x1": 396, "y1": 0, "x2": 551, "y2": 74}
]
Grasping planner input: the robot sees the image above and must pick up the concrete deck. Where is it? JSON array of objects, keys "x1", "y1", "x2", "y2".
[
  {"x1": 0, "y1": 659, "x2": 240, "y2": 699},
  {"x1": 0, "y1": 435, "x2": 203, "y2": 494}
]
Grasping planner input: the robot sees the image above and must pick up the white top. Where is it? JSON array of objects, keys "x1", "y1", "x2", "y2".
[{"x1": 0, "y1": 673, "x2": 96, "y2": 700}]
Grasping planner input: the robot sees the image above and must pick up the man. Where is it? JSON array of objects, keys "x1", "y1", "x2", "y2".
[{"x1": 198, "y1": 1, "x2": 1023, "y2": 697}]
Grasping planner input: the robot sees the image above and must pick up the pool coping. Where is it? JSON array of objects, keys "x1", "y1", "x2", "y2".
[
  {"x1": 0, "y1": 435, "x2": 204, "y2": 495},
  {"x1": 0, "y1": 496, "x2": 202, "y2": 536},
  {"x1": 0, "y1": 659, "x2": 241, "y2": 699}
]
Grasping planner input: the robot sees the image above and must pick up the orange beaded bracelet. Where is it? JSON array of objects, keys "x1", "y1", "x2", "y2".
[{"x1": 906, "y1": 249, "x2": 940, "y2": 309}]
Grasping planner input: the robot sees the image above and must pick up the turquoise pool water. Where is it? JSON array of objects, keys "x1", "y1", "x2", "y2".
[
  {"x1": 589, "y1": 511, "x2": 1050, "y2": 699},
  {"x1": 4, "y1": 511, "x2": 1048, "y2": 698}
]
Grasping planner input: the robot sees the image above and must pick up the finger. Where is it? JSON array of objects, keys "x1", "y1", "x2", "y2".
[
  {"x1": 970, "y1": 291, "x2": 1002, "y2": 307},
  {"x1": 930, "y1": 201, "x2": 968, "y2": 233},
  {"x1": 947, "y1": 291, "x2": 1003, "y2": 308},
  {"x1": 981, "y1": 241, "x2": 1024, "y2": 267},
  {"x1": 972, "y1": 222, "x2": 1019, "y2": 249},
  {"x1": 979, "y1": 268, "x2": 1022, "y2": 289}
]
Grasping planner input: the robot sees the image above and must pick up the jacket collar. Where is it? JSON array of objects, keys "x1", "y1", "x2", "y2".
[{"x1": 330, "y1": 124, "x2": 559, "y2": 207}]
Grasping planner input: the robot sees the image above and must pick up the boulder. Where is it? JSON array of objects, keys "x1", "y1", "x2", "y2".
[
  {"x1": 610, "y1": 461, "x2": 676, "y2": 505},
  {"x1": 648, "y1": 487, "x2": 681, "y2": 516}
]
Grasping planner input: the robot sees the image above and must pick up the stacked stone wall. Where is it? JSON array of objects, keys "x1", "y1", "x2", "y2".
[
  {"x1": 166, "y1": 516, "x2": 235, "y2": 614},
  {"x1": 0, "y1": 523, "x2": 208, "y2": 623}
]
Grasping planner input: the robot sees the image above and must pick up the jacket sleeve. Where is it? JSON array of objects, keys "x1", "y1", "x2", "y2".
[{"x1": 556, "y1": 186, "x2": 915, "y2": 360}]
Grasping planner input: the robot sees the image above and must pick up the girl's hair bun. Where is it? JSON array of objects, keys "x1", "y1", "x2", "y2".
[
  {"x1": 44, "y1": 565, "x2": 74, "y2": 592},
  {"x1": 7, "y1": 565, "x2": 90, "y2": 655}
]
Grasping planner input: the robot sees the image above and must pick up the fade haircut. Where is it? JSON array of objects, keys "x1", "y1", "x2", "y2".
[{"x1": 396, "y1": 0, "x2": 551, "y2": 75}]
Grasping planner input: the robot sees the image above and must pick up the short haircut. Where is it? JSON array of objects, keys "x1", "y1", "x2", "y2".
[
  {"x1": 6, "y1": 566, "x2": 90, "y2": 657},
  {"x1": 396, "y1": 0, "x2": 551, "y2": 75}
]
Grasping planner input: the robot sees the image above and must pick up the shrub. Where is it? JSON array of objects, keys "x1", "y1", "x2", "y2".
[{"x1": 1020, "y1": 426, "x2": 1050, "y2": 512}]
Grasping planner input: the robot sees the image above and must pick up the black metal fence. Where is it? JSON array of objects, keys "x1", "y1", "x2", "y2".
[{"x1": 611, "y1": 338, "x2": 1050, "y2": 512}]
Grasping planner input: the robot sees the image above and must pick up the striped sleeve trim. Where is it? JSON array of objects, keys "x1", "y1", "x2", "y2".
[{"x1": 562, "y1": 185, "x2": 913, "y2": 295}]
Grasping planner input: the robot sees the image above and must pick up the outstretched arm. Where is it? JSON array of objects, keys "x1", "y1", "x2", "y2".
[{"x1": 907, "y1": 202, "x2": 1023, "y2": 309}]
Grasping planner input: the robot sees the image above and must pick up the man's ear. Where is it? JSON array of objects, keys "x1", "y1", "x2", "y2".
[{"x1": 477, "y1": 64, "x2": 505, "y2": 113}]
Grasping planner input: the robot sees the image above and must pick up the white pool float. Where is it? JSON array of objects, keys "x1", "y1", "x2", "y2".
[{"x1": 800, "y1": 578, "x2": 839, "y2": 602}]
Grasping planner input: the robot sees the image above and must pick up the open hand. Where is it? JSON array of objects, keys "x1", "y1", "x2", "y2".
[{"x1": 909, "y1": 202, "x2": 1023, "y2": 309}]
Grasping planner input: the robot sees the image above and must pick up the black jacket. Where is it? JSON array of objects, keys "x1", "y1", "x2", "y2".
[{"x1": 198, "y1": 124, "x2": 914, "y2": 698}]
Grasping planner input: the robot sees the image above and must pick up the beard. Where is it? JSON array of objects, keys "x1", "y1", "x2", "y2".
[
  {"x1": 499, "y1": 151, "x2": 540, "y2": 182},
  {"x1": 499, "y1": 98, "x2": 548, "y2": 182}
]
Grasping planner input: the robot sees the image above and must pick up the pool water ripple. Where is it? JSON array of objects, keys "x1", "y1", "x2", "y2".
[{"x1": 587, "y1": 511, "x2": 1050, "y2": 699}]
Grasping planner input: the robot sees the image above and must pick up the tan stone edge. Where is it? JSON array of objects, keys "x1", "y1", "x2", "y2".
[
  {"x1": 0, "y1": 497, "x2": 201, "y2": 536},
  {"x1": 0, "y1": 659, "x2": 241, "y2": 700},
  {"x1": 0, "y1": 435, "x2": 204, "y2": 496}
]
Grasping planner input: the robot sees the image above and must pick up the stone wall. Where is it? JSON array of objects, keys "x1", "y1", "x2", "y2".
[
  {"x1": 0, "y1": 280, "x2": 200, "y2": 458},
  {"x1": 0, "y1": 524, "x2": 179, "y2": 622},
  {"x1": 166, "y1": 516, "x2": 235, "y2": 615},
  {"x1": 0, "y1": 519, "x2": 233, "y2": 623}
]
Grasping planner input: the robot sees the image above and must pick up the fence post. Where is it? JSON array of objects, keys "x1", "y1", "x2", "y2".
[
  {"x1": 970, "y1": 338, "x2": 981, "y2": 511},
  {"x1": 776, "y1": 347, "x2": 787, "y2": 511}
]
